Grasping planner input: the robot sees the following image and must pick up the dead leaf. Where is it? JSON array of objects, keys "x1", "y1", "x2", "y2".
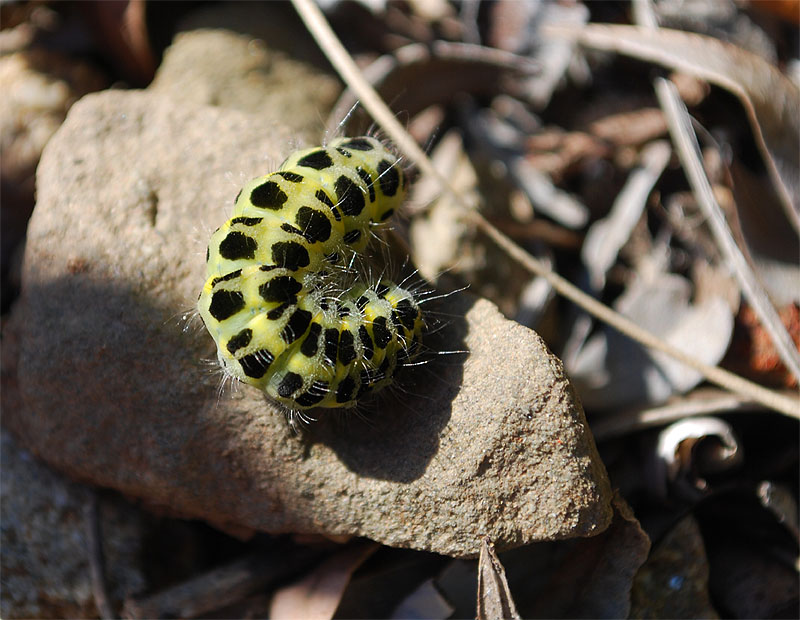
[
  {"x1": 123, "y1": 548, "x2": 319, "y2": 619},
  {"x1": 697, "y1": 495, "x2": 800, "y2": 618},
  {"x1": 747, "y1": 0, "x2": 800, "y2": 25},
  {"x1": 487, "y1": 0, "x2": 590, "y2": 108},
  {"x1": 390, "y1": 578, "x2": 455, "y2": 619},
  {"x1": 465, "y1": 108, "x2": 590, "y2": 228},
  {"x1": 326, "y1": 40, "x2": 535, "y2": 135},
  {"x1": 655, "y1": 416, "x2": 742, "y2": 499},
  {"x1": 727, "y1": 162, "x2": 800, "y2": 306},
  {"x1": 477, "y1": 537, "x2": 521, "y2": 620},
  {"x1": 725, "y1": 302, "x2": 800, "y2": 388},
  {"x1": 757, "y1": 481, "x2": 800, "y2": 542},
  {"x1": 269, "y1": 542, "x2": 379, "y2": 620},
  {"x1": 582, "y1": 140, "x2": 672, "y2": 291},
  {"x1": 630, "y1": 515, "x2": 718, "y2": 618},
  {"x1": 525, "y1": 128, "x2": 611, "y2": 181},
  {"x1": 568, "y1": 270, "x2": 735, "y2": 410},
  {"x1": 654, "y1": 76, "x2": 800, "y2": 382},
  {"x1": 76, "y1": 0, "x2": 155, "y2": 86},
  {"x1": 531, "y1": 493, "x2": 651, "y2": 618},
  {"x1": 587, "y1": 107, "x2": 669, "y2": 147},
  {"x1": 546, "y1": 24, "x2": 800, "y2": 233}
]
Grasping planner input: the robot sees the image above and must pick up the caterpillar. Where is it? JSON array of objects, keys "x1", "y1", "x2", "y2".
[{"x1": 198, "y1": 136, "x2": 425, "y2": 411}]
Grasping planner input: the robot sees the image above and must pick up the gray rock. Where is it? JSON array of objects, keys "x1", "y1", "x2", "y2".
[
  {"x1": 1, "y1": 48, "x2": 107, "y2": 296},
  {"x1": 149, "y1": 2, "x2": 340, "y2": 143},
  {"x1": 0, "y1": 431, "x2": 145, "y2": 618},
  {"x1": 8, "y1": 90, "x2": 612, "y2": 558}
]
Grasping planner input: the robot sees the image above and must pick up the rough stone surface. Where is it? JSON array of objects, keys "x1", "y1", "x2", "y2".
[
  {"x1": 7, "y1": 90, "x2": 612, "y2": 558},
  {"x1": 149, "y1": 2, "x2": 340, "y2": 143},
  {"x1": 1, "y1": 48, "x2": 106, "y2": 300},
  {"x1": 0, "y1": 431, "x2": 145, "y2": 618}
]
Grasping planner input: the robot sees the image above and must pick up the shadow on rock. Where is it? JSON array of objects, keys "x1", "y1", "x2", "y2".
[{"x1": 305, "y1": 292, "x2": 473, "y2": 483}]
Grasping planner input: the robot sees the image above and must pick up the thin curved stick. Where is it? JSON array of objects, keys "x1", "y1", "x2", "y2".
[
  {"x1": 654, "y1": 77, "x2": 800, "y2": 383},
  {"x1": 291, "y1": 0, "x2": 799, "y2": 420}
]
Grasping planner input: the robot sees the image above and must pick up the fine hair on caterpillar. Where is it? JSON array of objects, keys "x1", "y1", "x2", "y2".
[
  {"x1": 198, "y1": 135, "x2": 428, "y2": 413},
  {"x1": 283, "y1": 283, "x2": 463, "y2": 433}
]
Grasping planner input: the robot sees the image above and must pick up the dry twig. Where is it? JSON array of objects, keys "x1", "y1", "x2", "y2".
[{"x1": 84, "y1": 490, "x2": 115, "y2": 619}]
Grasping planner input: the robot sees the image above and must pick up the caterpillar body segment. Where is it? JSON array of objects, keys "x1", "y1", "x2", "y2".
[{"x1": 198, "y1": 136, "x2": 423, "y2": 410}]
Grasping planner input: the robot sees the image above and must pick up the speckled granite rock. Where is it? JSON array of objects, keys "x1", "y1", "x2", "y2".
[
  {"x1": 149, "y1": 1, "x2": 340, "y2": 143},
  {"x1": 7, "y1": 90, "x2": 612, "y2": 558},
  {"x1": 1, "y1": 47, "x2": 106, "y2": 305},
  {"x1": 0, "y1": 431, "x2": 145, "y2": 618}
]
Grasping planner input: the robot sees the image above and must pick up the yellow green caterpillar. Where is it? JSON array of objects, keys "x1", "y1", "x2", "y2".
[{"x1": 198, "y1": 136, "x2": 424, "y2": 410}]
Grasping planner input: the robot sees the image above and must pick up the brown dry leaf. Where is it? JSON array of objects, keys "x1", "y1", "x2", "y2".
[
  {"x1": 124, "y1": 549, "x2": 320, "y2": 619},
  {"x1": 77, "y1": 0, "x2": 155, "y2": 86},
  {"x1": 326, "y1": 40, "x2": 535, "y2": 135},
  {"x1": 525, "y1": 128, "x2": 611, "y2": 180},
  {"x1": 581, "y1": 140, "x2": 672, "y2": 291},
  {"x1": 408, "y1": 129, "x2": 479, "y2": 282},
  {"x1": 567, "y1": 269, "x2": 735, "y2": 410},
  {"x1": 487, "y1": 0, "x2": 589, "y2": 108},
  {"x1": 727, "y1": 162, "x2": 800, "y2": 307},
  {"x1": 477, "y1": 537, "x2": 521, "y2": 620},
  {"x1": 465, "y1": 107, "x2": 590, "y2": 228},
  {"x1": 546, "y1": 24, "x2": 800, "y2": 232},
  {"x1": 269, "y1": 542, "x2": 379, "y2": 620},
  {"x1": 698, "y1": 495, "x2": 800, "y2": 617},
  {"x1": 531, "y1": 493, "x2": 651, "y2": 618},
  {"x1": 747, "y1": 0, "x2": 800, "y2": 25},
  {"x1": 390, "y1": 578, "x2": 455, "y2": 619},
  {"x1": 725, "y1": 302, "x2": 800, "y2": 388},
  {"x1": 587, "y1": 107, "x2": 669, "y2": 148},
  {"x1": 757, "y1": 481, "x2": 800, "y2": 542},
  {"x1": 655, "y1": 416, "x2": 742, "y2": 499},
  {"x1": 630, "y1": 515, "x2": 718, "y2": 618},
  {"x1": 654, "y1": 76, "x2": 800, "y2": 381}
]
